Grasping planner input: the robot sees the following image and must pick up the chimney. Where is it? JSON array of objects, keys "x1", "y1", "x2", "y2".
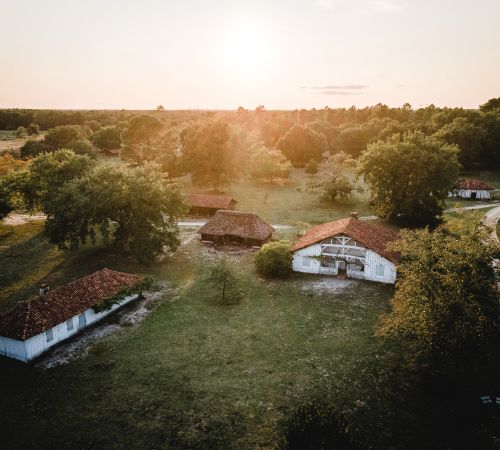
[
  {"x1": 350, "y1": 211, "x2": 359, "y2": 220},
  {"x1": 39, "y1": 283, "x2": 49, "y2": 297}
]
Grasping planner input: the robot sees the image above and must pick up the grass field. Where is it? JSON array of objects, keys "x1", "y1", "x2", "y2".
[{"x1": 0, "y1": 130, "x2": 45, "y2": 154}]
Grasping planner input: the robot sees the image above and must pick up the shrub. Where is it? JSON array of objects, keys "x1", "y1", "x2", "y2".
[
  {"x1": 304, "y1": 159, "x2": 318, "y2": 175},
  {"x1": 27, "y1": 123, "x2": 40, "y2": 135},
  {"x1": 254, "y1": 240, "x2": 292, "y2": 278},
  {"x1": 15, "y1": 126, "x2": 27, "y2": 138},
  {"x1": 20, "y1": 139, "x2": 51, "y2": 158}
]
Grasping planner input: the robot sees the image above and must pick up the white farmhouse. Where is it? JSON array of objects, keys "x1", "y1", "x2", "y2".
[
  {"x1": 449, "y1": 178, "x2": 494, "y2": 200},
  {"x1": 292, "y1": 215, "x2": 400, "y2": 284},
  {"x1": 0, "y1": 269, "x2": 149, "y2": 363}
]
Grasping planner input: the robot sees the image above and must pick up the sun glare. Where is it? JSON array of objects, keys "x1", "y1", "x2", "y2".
[{"x1": 225, "y1": 26, "x2": 269, "y2": 77}]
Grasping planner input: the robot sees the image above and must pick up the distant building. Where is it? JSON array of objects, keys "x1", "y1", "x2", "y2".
[
  {"x1": 291, "y1": 214, "x2": 399, "y2": 284},
  {"x1": 198, "y1": 210, "x2": 274, "y2": 246},
  {"x1": 185, "y1": 194, "x2": 236, "y2": 216},
  {"x1": 449, "y1": 178, "x2": 494, "y2": 200},
  {"x1": 0, "y1": 269, "x2": 148, "y2": 363}
]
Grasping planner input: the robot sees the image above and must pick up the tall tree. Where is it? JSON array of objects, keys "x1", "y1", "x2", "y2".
[
  {"x1": 377, "y1": 213, "x2": 499, "y2": 374},
  {"x1": 120, "y1": 115, "x2": 164, "y2": 163},
  {"x1": 357, "y1": 131, "x2": 460, "y2": 226},
  {"x1": 276, "y1": 125, "x2": 328, "y2": 167},
  {"x1": 180, "y1": 120, "x2": 237, "y2": 191},
  {"x1": 91, "y1": 126, "x2": 122, "y2": 151},
  {"x1": 44, "y1": 163, "x2": 186, "y2": 263}
]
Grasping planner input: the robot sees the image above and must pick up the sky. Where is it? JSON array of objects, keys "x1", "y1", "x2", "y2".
[{"x1": 0, "y1": 0, "x2": 499, "y2": 110}]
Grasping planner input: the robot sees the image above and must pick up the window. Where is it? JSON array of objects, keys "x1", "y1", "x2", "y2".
[
  {"x1": 66, "y1": 318, "x2": 74, "y2": 331},
  {"x1": 302, "y1": 257, "x2": 311, "y2": 267},
  {"x1": 375, "y1": 264, "x2": 385, "y2": 277},
  {"x1": 46, "y1": 329, "x2": 54, "y2": 343}
]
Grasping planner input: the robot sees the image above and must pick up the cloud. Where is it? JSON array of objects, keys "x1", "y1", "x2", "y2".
[
  {"x1": 311, "y1": 85, "x2": 368, "y2": 90},
  {"x1": 315, "y1": 0, "x2": 405, "y2": 14},
  {"x1": 317, "y1": 90, "x2": 363, "y2": 96}
]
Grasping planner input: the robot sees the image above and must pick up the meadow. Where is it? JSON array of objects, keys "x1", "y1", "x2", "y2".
[{"x1": 0, "y1": 166, "x2": 497, "y2": 448}]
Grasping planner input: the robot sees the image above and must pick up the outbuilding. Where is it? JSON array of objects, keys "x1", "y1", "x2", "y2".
[
  {"x1": 291, "y1": 215, "x2": 399, "y2": 284},
  {"x1": 198, "y1": 210, "x2": 274, "y2": 246},
  {"x1": 0, "y1": 269, "x2": 149, "y2": 362},
  {"x1": 449, "y1": 178, "x2": 494, "y2": 200},
  {"x1": 185, "y1": 194, "x2": 236, "y2": 216}
]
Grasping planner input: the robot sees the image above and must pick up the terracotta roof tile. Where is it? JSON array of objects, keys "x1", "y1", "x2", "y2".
[
  {"x1": 185, "y1": 194, "x2": 236, "y2": 210},
  {"x1": 0, "y1": 269, "x2": 145, "y2": 341},
  {"x1": 455, "y1": 178, "x2": 493, "y2": 190},
  {"x1": 292, "y1": 217, "x2": 400, "y2": 263},
  {"x1": 198, "y1": 210, "x2": 274, "y2": 242}
]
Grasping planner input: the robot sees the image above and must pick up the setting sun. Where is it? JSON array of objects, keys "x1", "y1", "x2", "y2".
[{"x1": 225, "y1": 26, "x2": 269, "y2": 76}]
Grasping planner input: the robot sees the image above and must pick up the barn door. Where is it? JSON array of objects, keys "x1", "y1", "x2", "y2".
[
  {"x1": 78, "y1": 313, "x2": 87, "y2": 330},
  {"x1": 337, "y1": 261, "x2": 347, "y2": 276}
]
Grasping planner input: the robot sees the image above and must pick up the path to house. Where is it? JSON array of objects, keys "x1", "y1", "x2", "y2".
[
  {"x1": 3, "y1": 202, "x2": 499, "y2": 229},
  {"x1": 484, "y1": 205, "x2": 500, "y2": 242}
]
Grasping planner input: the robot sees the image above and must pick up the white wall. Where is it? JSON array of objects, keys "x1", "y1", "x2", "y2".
[
  {"x1": 449, "y1": 189, "x2": 492, "y2": 200},
  {"x1": 0, "y1": 294, "x2": 139, "y2": 363},
  {"x1": 292, "y1": 244, "x2": 396, "y2": 284}
]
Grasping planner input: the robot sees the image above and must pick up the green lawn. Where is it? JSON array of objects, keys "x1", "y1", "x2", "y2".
[{"x1": 177, "y1": 168, "x2": 374, "y2": 225}]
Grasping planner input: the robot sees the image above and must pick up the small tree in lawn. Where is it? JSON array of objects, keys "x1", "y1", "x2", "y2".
[
  {"x1": 304, "y1": 159, "x2": 318, "y2": 175},
  {"x1": 250, "y1": 147, "x2": 292, "y2": 183},
  {"x1": 255, "y1": 241, "x2": 292, "y2": 278},
  {"x1": 207, "y1": 258, "x2": 243, "y2": 305},
  {"x1": 312, "y1": 151, "x2": 359, "y2": 202},
  {"x1": 16, "y1": 126, "x2": 27, "y2": 138},
  {"x1": 26, "y1": 123, "x2": 40, "y2": 136}
]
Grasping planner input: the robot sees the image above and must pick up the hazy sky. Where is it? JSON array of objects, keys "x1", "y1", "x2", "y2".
[{"x1": 1, "y1": 0, "x2": 499, "y2": 110}]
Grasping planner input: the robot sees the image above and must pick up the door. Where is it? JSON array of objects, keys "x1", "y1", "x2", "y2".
[
  {"x1": 78, "y1": 313, "x2": 87, "y2": 330},
  {"x1": 337, "y1": 261, "x2": 347, "y2": 277},
  {"x1": 471, "y1": 192, "x2": 477, "y2": 199}
]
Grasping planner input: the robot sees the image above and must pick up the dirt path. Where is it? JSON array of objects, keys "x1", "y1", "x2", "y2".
[{"x1": 484, "y1": 205, "x2": 500, "y2": 242}]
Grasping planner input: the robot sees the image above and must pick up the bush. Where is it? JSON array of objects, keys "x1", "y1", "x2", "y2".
[
  {"x1": 254, "y1": 240, "x2": 292, "y2": 277},
  {"x1": 70, "y1": 139, "x2": 97, "y2": 158},
  {"x1": 15, "y1": 126, "x2": 27, "y2": 138},
  {"x1": 281, "y1": 401, "x2": 357, "y2": 450},
  {"x1": 27, "y1": 123, "x2": 40, "y2": 135},
  {"x1": 20, "y1": 139, "x2": 51, "y2": 158},
  {"x1": 304, "y1": 159, "x2": 318, "y2": 175}
]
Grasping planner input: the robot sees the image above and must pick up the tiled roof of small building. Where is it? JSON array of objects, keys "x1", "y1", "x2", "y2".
[
  {"x1": 185, "y1": 194, "x2": 235, "y2": 210},
  {"x1": 198, "y1": 210, "x2": 274, "y2": 241},
  {"x1": 455, "y1": 178, "x2": 494, "y2": 190},
  {"x1": 292, "y1": 217, "x2": 400, "y2": 263},
  {"x1": 0, "y1": 269, "x2": 145, "y2": 341}
]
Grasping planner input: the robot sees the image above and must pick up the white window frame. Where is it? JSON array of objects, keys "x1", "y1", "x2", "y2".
[
  {"x1": 66, "y1": 318, "x2": 74, "y2": 331},
  {"x1": 46, "y1": 328, "x2": 54, "y2": 343}
]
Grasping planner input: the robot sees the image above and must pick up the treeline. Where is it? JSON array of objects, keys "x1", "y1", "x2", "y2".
[{"x1": 3, "y1": 98, "x2": 500, "y2": 170}]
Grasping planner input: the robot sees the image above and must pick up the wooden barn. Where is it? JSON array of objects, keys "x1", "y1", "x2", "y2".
[
  {"x1": 0, "y1": 269, "x2": 148, "y2": 362},
  {"x1": 185, "y1": 194, "x2": 236, "y2": 216},
  {"x1": 449, "y1": 178, "x2": 494, "y2": 200},
  {"x1": 291, "y1": 214, "x2": 400, "y2": 284},
  {"x1": 198, "y1": 210, "x2": 274, "y2": 246}
]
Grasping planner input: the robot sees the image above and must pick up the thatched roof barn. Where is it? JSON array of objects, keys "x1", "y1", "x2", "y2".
[
  {"x1": 185, "y1": 194, "x2": 236, "y2": 216},
  {"x1": 198, "y1": 210, "x2": 274, "y2": 246}
]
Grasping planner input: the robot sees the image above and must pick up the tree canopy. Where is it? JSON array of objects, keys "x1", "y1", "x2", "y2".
[
  {"x1": 377, "y1": 213, "x2": 499, "y2": 374},
  {"x1": 357, "y1": 131, "x2": 460, "y2": 226},
  {"x1": 276, "y1": 125, "x2": 328, "y2": 167}
]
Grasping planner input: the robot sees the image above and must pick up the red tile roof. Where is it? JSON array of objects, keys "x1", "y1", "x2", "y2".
[
  {"x1": 185, "y1": 194, "x2": 235, "y2": 210},
  {"x1": 0, "y1": 269, "x2": 145, "y2": 341},
  {"x1": 455, "y1": 178, "x2": 494, "y2": 190},
  {"x1": 292, "y1": 217, "x2": 400, "y2": 263},
  {"x1": 199, "y1": 210, "x2": 274, "y2": 242}
]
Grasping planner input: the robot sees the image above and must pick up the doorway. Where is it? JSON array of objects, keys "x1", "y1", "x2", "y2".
[
  {"x1": 78, "y1": 313, "x2": 87, "y2": 330},
  {"x1": 471, "y1": 192, "x2": 477, "y2": 199},
  {"x1": 337, "y1": 261, "x2": 347, "y2": 277}
]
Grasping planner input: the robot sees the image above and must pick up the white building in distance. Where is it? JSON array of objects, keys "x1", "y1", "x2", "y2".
[{"x1": 449, "y1": 178, "x2": 494, "y2": 200}]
